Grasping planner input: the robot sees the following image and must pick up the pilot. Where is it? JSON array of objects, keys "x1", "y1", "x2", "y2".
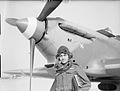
[{"x1": 50, "y1": 46, "x2": 91, "y2": 91}]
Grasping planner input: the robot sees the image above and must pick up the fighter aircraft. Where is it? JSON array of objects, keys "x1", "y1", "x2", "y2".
[{"x1": 5, "y1": 0, "x2": 120, "y2": 91}]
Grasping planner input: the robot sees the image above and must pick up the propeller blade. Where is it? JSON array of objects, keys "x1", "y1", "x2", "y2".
[
  {"x1": 37, "y1": 0, "x2": 63, "y2": 21},
  {"x1": 29, "y1": 38, "x2": 36, "y2": 91},
  {"x1": 5, "y1": 18, "x2": 18, "y2": 26}
]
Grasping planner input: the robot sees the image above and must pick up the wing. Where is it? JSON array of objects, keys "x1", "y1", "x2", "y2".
[
  {"x1": 104, "y1": 58, "x2": 120, "y2": 76},
  {"x1": 85, "y1": 58, "x2": 120, "y2": 78},
  {"x1": 3, "y1": 67, "x2": 55, "y2": 79}
]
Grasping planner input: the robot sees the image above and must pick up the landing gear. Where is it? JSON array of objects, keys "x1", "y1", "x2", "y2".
[
  {"x1": 98, "y1": 81, "x2": 120, "y2": 91},
  {"x1": 98, "y1": 83, "x2": 117, "y2": 90}
]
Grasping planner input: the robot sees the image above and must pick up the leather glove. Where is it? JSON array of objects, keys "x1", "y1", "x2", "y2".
[{"x1": 44, "y1": 64, "x2": 54, "y2": 68}]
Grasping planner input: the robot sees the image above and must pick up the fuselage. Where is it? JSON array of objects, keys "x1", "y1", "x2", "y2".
[
  {"x1": 32, "y1": 17, "x2": 120, "y2": 78},
  {"x1": 7, "y1": 17, "x2": 120, "y2": 78}
]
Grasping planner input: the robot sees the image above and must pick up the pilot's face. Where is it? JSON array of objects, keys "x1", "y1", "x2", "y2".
[{"x1": 57, "y1": 53, "x2": 69, "y2": 64}]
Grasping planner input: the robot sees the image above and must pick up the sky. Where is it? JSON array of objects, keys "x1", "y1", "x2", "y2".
[{"x1": 0, "y1": 1, "x2": 120, "y2": 91}]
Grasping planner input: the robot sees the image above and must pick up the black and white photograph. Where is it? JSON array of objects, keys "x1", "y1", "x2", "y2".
[{"x1": 0, "y1": 0, "x2": 120, "y2": 91}]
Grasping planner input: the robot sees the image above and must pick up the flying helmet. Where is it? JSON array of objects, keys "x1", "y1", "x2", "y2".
[{"x1": 56, "y1": 46, "x2": 73, "y2": 59}]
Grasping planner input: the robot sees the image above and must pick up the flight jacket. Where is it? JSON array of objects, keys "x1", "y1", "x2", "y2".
[{"x1": 50, "y1": 60, "x2": 91, "y2": 91}]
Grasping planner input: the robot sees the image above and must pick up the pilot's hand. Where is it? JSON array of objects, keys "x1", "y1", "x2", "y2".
[{"x1": 44, "y1": 64, "x2": 54, "y2": 68}]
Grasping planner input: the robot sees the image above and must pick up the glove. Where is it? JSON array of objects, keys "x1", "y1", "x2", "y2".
[{"x1": 44, "y1": 64, "x2": 54, "y2": 68}]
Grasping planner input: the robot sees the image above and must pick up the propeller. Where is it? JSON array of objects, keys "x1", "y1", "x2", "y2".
[
  {"x1": 5, "y1": 18, "x2": 18, "y2": 26},
  {"x1": 29, "y1": 38, "x2": 35, "y2": 91},
  {"x1": 37, "y1": 0, "x2": 63, "y2": 21},
  {"x1": 5, "y1": 1, "x2": 63, "y2": 91},
  {"x1": 29, "y1": 1, "x2": 63, "y2": 91},
  {"x1": 6, "y1": 0, "x2": 63, "y2": 26}
]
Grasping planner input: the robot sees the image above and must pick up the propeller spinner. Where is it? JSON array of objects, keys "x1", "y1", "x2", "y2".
[{"x1": 5, "y1": 0, "x2": 63, "y2": 91}]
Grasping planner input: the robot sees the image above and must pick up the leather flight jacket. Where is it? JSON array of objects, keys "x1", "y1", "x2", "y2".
[{"x1": 50, "y1": 60, "x2": 91, "y2": 91}]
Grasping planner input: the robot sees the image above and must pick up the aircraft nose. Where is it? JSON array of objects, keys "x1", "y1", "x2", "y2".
[
  {"x1": 16, "y1": 17, "x2": 38, "y2": 39},
  {"x1": 16, "y1": 18, "x2": 28, "y2": 33},
  {"x1": 6, "y1": 17, "x2": 45, "y2": 40}
]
